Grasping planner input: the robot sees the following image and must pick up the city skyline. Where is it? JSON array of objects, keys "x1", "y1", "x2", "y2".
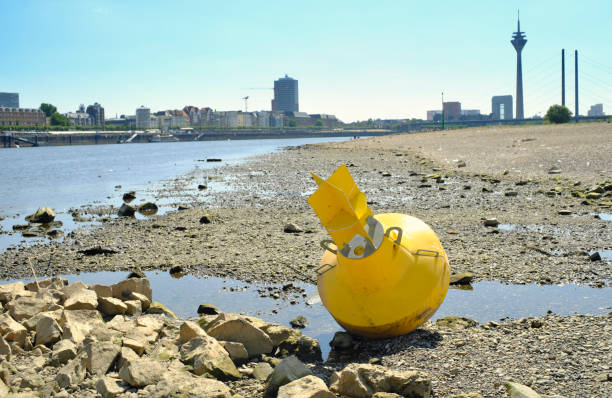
[{"x1": 2, "y1": 1, "x2": 611, "y2": 122}]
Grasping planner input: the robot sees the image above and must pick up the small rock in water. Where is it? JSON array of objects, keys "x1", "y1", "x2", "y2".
[
  {"x1": 122, "y1": 191, "x2": 136, "y2": 202},
  {"x1": 483, "y1": 218, "x2": 500, "y2": 227},
  {"x1": 177, "y1": 205, "x2": 189, "y2": 211},
  {"x1": 449, "y1": 272, "x2": 474, "y2": 285},
  {"x1": 206, "y1": 158, "x2": 222, "y2": 162},
  {"x1": 197, "y1": 303, "x2": 221, "y2": 315},
  {"x1": 169, "y1": 266, "x2": 184, "y2": 278},
  {"x1": 284, "y1": 223, "x2": 303, "y2": 233},
  {"x1": 589, "y1": 252, "x2": 601, "y2": 262},
  {"x1": 197, "y1": 184, "x2": 207, "y2": 190},
  {"x1": 290, "y1": 316, "x2": 308, "y2": 329},
  {"x1": 137, "y1": 202, "x2": 158, "y2": 216},
  {"x1": 25, "y1": 207, "x2": 55, "y2": 223},
  {"x1": 118, "y1": 203, "x2": 135, "y2": 217}
]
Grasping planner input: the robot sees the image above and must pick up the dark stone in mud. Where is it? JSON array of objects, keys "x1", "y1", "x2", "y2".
[
  {"x1": 589, "y1": 252, "x2": 602, "y2": 262},
  {"x1": 197, "y1": 304, "x2": 221, "y2": 315},
  {"x1": 137, "y1": 202, "x2": 158, "y2": 216},
  {"x1": 78, "y1": 246, "x2": 118, "y2": 256},
  {"x1": 122, "y1": 191, "x2": 136, "y2": 202},
  {"x1": 206, "y1": 158, "x2": 222, "y2": 162},
  {"x1": 169, "y1": 266, "x2": 184, "y2": 277},
  {"x1": 175, "y1": 226, "x2": 187, "y2": 231},
  {"x1": 199, "y1": 216, "x2": 211, "y2": 224},
  {"x1": 197, "y1": 184, "x2": 207, "y2": 190},
  {"x1": 177, "y1": 205, "x2": 189, "y2": 211},
  {"x1": 558, "y1": 210, "x2": 573, "y2": 215},
  {"x1": 505, "y1": 191, "x2": 518, "y2": 197},
  {"x1": 290, "y1": 316, "x2": 308, "y2": 329},
  {"x1": 118, "y1": 203, "x2": 136, "y2": 217},
  {"x1": 530, "y1": 319, "x2": 543, "y2": 328},
  {"x1": 449, "y1": 272, "x2": 474, "y2": 285},
  {"x1": 12, "y1": 224, "x2": 30, "y2": 231},
  {"x1": 283, "y1": 223, "x2": 303, "y2": 233},
  {"x1": 329, "y1": 332, "x2": 354, "y2": 350},
  {"x1": 127, "y1": 270, "x2": 146, "y2": 279},
  {"x1": 47, "y1": 230, "x2": 64, "y2": 239}
]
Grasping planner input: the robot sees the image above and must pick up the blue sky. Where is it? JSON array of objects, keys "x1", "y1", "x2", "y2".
[{"x1": 3, "y1": 0, "x2": 611, "y2": 122}]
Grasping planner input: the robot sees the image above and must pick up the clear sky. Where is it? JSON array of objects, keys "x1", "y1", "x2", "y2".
[{"x1": 2, "y1": 0, "x2": 611, "y2": 122}]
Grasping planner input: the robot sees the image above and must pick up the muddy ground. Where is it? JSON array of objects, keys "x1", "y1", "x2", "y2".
[{"x1": 0, "y1": 123, "x2": 610, "y2": 397}]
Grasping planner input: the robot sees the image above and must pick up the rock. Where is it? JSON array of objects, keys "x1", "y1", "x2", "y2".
[
  {"x1": 483, "y1": 218, "x2": 500, "y2": 227},
  {"x1": 275, "y1": 335, "x2": 322, "y2": 362},
  {"x1": 278, "y1": 375, "x2": 335, "y2": 398},
  {"x1": 265, "y1": 355, "x2": 312, "y2": 397},
  {"x1": 119, "y1": 358, "x2": 166, "y2": 387},
  {"x1": 123, "y1": 337, "x2": 146, "y2": 356},
  {"x1": 457, "y1": 160, "x2": 466, "y2": 168},
  {"x1": 147, "y1": 301, "x2": 178, "y2": 318},
  {"x1": 330, "y1": 363, "x2": 432, "y2": 398},
  {"x1": 137, "y1": 202, "x2": 158, "y2": 216},
  {"x1": 20, "y1": 373, "x2": 45, "y2": 389},
  {"x1": 56, "y1": 352, "x2": 87, "y2": 389},
  {"x1": 25, "y1": 276, "x2": 67, "y2": 292},
  {"x1": 96, "y1": 376, "x2": 125, "y2": 398},
  {"x1": 198, "y1": 184, "x2": 207, "y2": 190},
  {"x1": 169, "y1": 265, "x2": 184, "y2": 278},
  {"x1": 435, "y1": 316, "x2": 478, "y2": 329},
  {"x1": 504, "y1": 381, "x2": 542, "y2": 397},
  {"x1": 586, "y1": 192, "x2": 602, "y2": 199},
  {"x1": 118, "y1": 203, "x2": 136, "y2": 217},
  {"x1": 330, "y1": 331, "x2": 354, "y2": 350},
  {"x1": 150, "y1": 338, "x2": 179, "y2": 361},
  {"x1": 290, "y1": 315, "x2": 308, "y2": 328},
  {"x1": 589, "y1": 252, "x2": 601, "y2": 262},
  {"x1": 98, "y1": 296, "x2": 128, "y2": 316},
  {"x1": 59, "y1": 309, "x2": 105, "y2": 344},
  {"x1": 372, "y1": 394, "x2": 403, "y2": 398},
  {"x1": 199, "y1": 215, "x2": 212, "y2": 224},
  {"x1": 530, "y1": 319, "x2": 543, "y2": 328},
  {"x1": 505, "y1": 191, "x2": 518, "y2": 197},
  {"x1": 179, "y1": 336, "x2": 240, "y2": 380},
  {"x1": 111, "y1": 277, "x2": 153, "y2": 301},
  {"x1": 449, "y1": 394, "x2": 483, "y2": 398},
  {"x1": 284, "y1": 223, "x2": 303, "y2": 233},
  {"x1": 0, "y1": 281, "x2": 26, "y2": 303},
  {"x1": 52, "y1": 340, "x2": 77, "y2": 364},
  {"x1": 253, "y1": 362, "x2": 274, "y2": 381},
  {"x1": 558, "y1": 210, "x2": 573, "y2": 215},
  {"x1": 130, "y1": 292, "x2": 151, "y2": 310},
  {"x1": 207, "y1": 316, "x2": 273, "y2": 357},
  {"x1": 197, "y1": 303, "x2": 221, "y2": 315},
  {"x1": 122, "y1": 191, "x2": 136, "y2": 202},
  {"x1": 594, "y1": 371, "x2": 612, "y2": 382},
  {"x1": 78, "y1": 246, "x2": 118, "y2": 256},
  {"x1": 548, "y1": 167, "x2": 562, "y2": 174},
  {"x1": 0, "y1": 378, "x2": 8, "y2": 396},
  {"x1": 6, "y1": 295, "x2": 56, "y2": 321},
  {"x1": 0, "y1": 335, "x2": 11, "y2": 356},
  {"x1": 35, "y1": 315, "x2": 63, "y2": 346},
  {"x1": 260, "y1": 324, "x2": 300, "y2": 346},
  {"x1": 178, "y1": 321, "x2": 208, "y2": 344},
  {"x1": 91, "y1": 284, "x2": 113, "y2": 298},
  {"x1": 449, "y1": 272, "x2": 474, "y2": 285},
  {"x1": 25, "y1": 206, "x2": 55, "y2": 223},
  {"x1": 84, "y1": 338, "x2": 121, "y2": 376},
  {"x1": 148, "y1": 372, "x2": 232, "y2": 398},
  {"x1": 118, "y1": 346, "x2": 140, "y2": 369},
  {"x1": 64, "y1": 287, "x2": 98, "y2": 310},
  {"x1": 220, "y1": 341, "x2": 249, "y2": 364},
  {"x1": 0, "y1": 313, "x2": 27, "y2": 347},
  {"x1": 125, "y1": 300, "x2": 142, "y2": 316}
]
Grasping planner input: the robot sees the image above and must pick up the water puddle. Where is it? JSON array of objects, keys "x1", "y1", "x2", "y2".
[
  {"x1": 597, "y1": 213, "x2": 612, "y2": 221},
  {"x1": 3, "y1": 271, "x2": 610, "y2": 358},
  {"x1": 498, "y1": 224, "x2": 516, "y2": 231}
]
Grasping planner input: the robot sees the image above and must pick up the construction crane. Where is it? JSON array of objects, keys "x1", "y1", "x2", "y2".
[{"x1": 242, "y1": 96, "x2": 249, "y2": 112}]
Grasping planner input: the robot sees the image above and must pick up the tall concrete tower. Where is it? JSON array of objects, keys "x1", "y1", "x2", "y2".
[{"x1": 511, "y1": 14, "x2": 527, "y2": 119}]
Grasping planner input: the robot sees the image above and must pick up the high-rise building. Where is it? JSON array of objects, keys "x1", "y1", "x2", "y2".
[
  {"x1": 0, "y1": 93, "x2": 19, "y2": 108},
  {"x1": 426, "y1": 110, "x2": 441, "y2": 121},
  {"x1": 587, "y1": 104, "x2": 604, "y2": 116},
  {"x1": 272, "y1": 75, "x2": 299, "y2": 112},
  {"x1": 135, "y1": 106, "x2": 151, "y2": 128},
  {"x1": 511, "y1": 14, "x2": 527, "y2": 119},
  {"x1": 443, "y1": 102, "x2": 461, "y2": 120},
  {"x1": 86, "y1": 102, "x2": 105, "y2": 126},
  {"x1": 492, "y1": 95, "x2": 513, "y2": 120}
]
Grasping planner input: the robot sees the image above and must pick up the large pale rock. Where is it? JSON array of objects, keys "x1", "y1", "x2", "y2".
[
  {"x1": 106, "y1": 315, "x2": 135, "y2": 334},
  {"x1": 91, "y1": 284, "x2": 113, "y2": 299},
  {"x1": 22, "y1": 309, "x2": 63, "y2": 331},
  {"x1": 220, "y1": 341, "x2": 248, "y2": 364},
  {"x1": 6, "y1": 296, "x2": 55, "y2": 321},
  {"x1": 35, "y1": 315, "x2": 63, "y2": 346},
  {"x1": 178, "y1": 321, "x2": 207, "y2": 344},
  {"x1": 98, "y1": 296, "x2": 128, "y2": 316},
  {"x1": 84, "y1": 338, "x2": 121, "y2": 376},
  {"x1": 59, "y1": 309, "x2": 105, "y2": 344},
  {"x1": 207, "y1": 316, "x2": 273, "y2": 357},
  {"x1": 125, "y1": 300, "x2": 142, "y2": 316},
  {"x1": 56, "y1": 352, "x2": 87, "y2": 389},
  {"x1": 504, "y1": 382, "x2": 542, "y2": 398},
  {"x1": 329, "y1": 363, "x2": 432, "y2": 398},
  {"x1": 63, "y1": 288, "x2": 98, "y2": 310},
  {"x1": 130, "y1": 292, "x2": 151, "y2": 310},
  {"x1": 62, "y1": 281, "x2": 89, "y2": 298},
  {"x1": 123, "y1": 337, "x2": 146, "y2": 356},
  {"x1": 96, "y1": 376, "x2": 125, "y2": 398},
  {"x1": 0, "y1": 313, "x2": 27, "y2": 347},
  {"x1": 147, "y1": 371, "x2": 232, "y2": 398},
  {"x1": 119, "y1": 358, "x2": 166, "y2": 387},
  {"x1": 253, "y1": 362, "x2": 274, "y2": 381},
  {"x1": 265, "y1": 355, "x2": 312, "y2": 396},
  {"x1": 0, "y1": 281, "x2": 25, "y2": 303},
  {"x1": 112, "y1": 278, "x2": 152, "y2": 301},
  {"x1": 0, "y1": 378, "x2": 8, "y2": 396},
  {"x1": 52, "y1": 340, "x2": 77, "y2": 364},
  {"x1": 180, "y1": 336, "x2": 240, "y2": 380},
  {"x1": 0, "y1": 335, "x2": 11, "y2": 356},
  {"x1": 25, "y1": 277, "x2": 67, "y2": 292},
  {"x1": 151, "y1": 338, "x2": 180, "y2": 361},
  {"x1": 136, "y1": 315, "x2": 164, "y2": 332},
  {"x1": 118, "y1": 346, "x2": 140, "y2": 369},
  {"x1": 147, "y1": 301, "x2": 178, "y2": 318},
  {"x1": 278, "y1": 375, "x2": 336, "y2": 398},
  {"x1": 26, "y1": 206, "x2": 55, "y2": 223},
  {"x1": 260, "y1": 323, "x2": 301, "y2": 346}
]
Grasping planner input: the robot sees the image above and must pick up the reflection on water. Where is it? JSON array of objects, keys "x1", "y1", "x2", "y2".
[{"x1": 2, "y1": 271, "x2": 610, "y2": 358}]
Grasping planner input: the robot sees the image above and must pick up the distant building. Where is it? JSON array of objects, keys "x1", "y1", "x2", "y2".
[
  {"x1": 154, "y1": 110, "x2": 189, "y2": 129},
  {"x1": 135, "y1": 106, "x2": 151, "y2": 128},
  {"x1": 461, "y1": 109, "x2": 481, "y2": 117},
  {"x1": 237, "y1": 112, "x2": 253, "y2": 127},
  {"x1": 0, "y1": 93, "x2": 19, "y2": 108},
  {"x1": 427, "y1": 110, "x2": 441, "y2": 121},
  {"x1": 253, "y1": 111, "x2": 271, "y2": 127},
  {"x1": 0, "y1": 107, "x2": 46, "y2": 126},
  {"x1": 86, "y1": 102, "x2": 105, "y2": 126},
  {"x1": 272, "y1": 75, "x2": 299, "y2": 112},
  {"x1": 587, "y1": 104, "x2": 604, "y2": 116},
  {"x1": 491, "y1": 95, "x2": 513, "y2": 120},
  {"x1": 443, "y1": 102, "x2": 461, "y2": 120},
  {"x1": 310, "y1": 113, "x2": 340, "y2": 127}
]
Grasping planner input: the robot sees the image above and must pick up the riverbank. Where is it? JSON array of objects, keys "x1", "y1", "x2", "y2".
[{"x1": 0, "y1": 123, "x2": 610, "y2": 397}]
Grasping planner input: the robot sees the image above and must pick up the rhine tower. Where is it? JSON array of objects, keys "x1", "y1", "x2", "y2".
[{"x1": 511, "y1": 13, "x2": 527, "y2": 119}]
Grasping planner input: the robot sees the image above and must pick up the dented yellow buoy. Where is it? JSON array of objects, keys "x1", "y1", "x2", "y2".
[{"x1": 308, "y1": 165, "x2": 450, "y2": 338}]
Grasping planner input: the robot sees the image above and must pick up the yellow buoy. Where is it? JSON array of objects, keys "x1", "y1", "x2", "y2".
[{"x1": 308, "y1": 165, "x2": 450, "y2": 338}]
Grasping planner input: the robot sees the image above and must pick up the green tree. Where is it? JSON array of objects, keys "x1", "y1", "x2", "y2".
[
  {"x1": 545, "y1": 105, "x2": 572, "y2": 124},
  {"x1": 40, "y1": 103, "x2": 57, "y2": 117},
  {"x1": 287, "y1": 119, "x2": 297, "y2": 127},
  {"x1": 50, "y1": 112, "x2": 71, "y2": 126},
  {"x1": 314, "y1": 120, "x2": 323, "y2": 127}
]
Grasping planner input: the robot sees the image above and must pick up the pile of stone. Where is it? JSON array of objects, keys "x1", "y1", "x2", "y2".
[{"x1": 0, "y1": 276, "x2": 438, "y2": 397}]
